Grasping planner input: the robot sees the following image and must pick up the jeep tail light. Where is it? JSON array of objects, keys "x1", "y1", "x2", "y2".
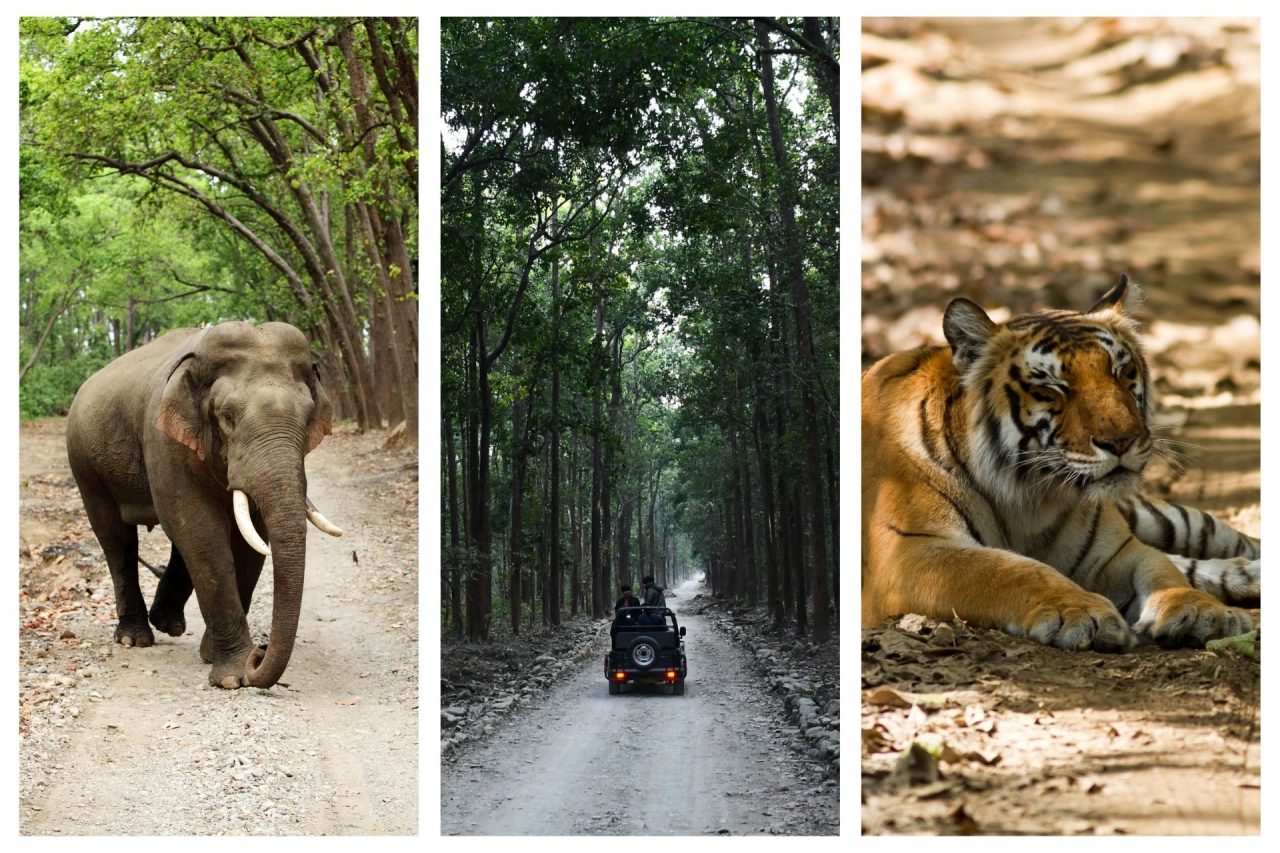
[
  {"x1": 666, "y1": 670, "x2": 677, "y2": 680},
  {"x1": 615, "y1": 672, "x2": 625, "y2": 680}
]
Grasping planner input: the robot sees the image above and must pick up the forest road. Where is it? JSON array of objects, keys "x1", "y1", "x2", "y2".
[
  {"x1": 20, "y1": 424, "x2": 419, "y2": 835},
  {"x1": 440, "y1": 577, "x2": 837, "y2": 836}
]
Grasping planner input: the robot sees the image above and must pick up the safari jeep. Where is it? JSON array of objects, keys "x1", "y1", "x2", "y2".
[{"x1": 605, "y1": 606, "x2": 688, "y2": 695}]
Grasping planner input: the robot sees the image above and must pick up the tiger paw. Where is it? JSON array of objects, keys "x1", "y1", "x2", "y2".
[
  {"x1": 1016, "y1": 590, "x2": 1134, "y2": 652},
  {"x1": 1135, "y1": 587, "x2": 1253, "y2": 647}
]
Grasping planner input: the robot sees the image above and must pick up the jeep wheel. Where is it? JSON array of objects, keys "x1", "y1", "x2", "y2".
[
  {"x1": 628, "y1": 636, "x2": 660, "y2": 669},
  {"x1": 608, "y1": 681, "x2": 620, "y2": 695},
  {"x1": 672, "y1": 678, "x2": 685, "y2": 696}
]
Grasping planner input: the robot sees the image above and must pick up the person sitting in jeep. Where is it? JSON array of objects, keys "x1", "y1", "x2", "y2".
[
  {"x1": 611, "y1": 584, "x2": 641, "y2": 642},
  {"x1": 614, "y1": 584, "x2": 641, "y2": 614},
  {"x1": 639, "y1": 576, "x2": 665, "y2": 624}
]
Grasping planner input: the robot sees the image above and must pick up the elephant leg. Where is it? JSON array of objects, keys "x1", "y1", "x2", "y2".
[
  {"x1": 177, "y1": 536, "x2": 257, "y2": 689},
  {"x1": 199, "y1": 520, "x2": 268, "y2": 666},
  {"x1": 149, "y1": 543, "x2": 193, "y2": 637},
  {"x1": 106, "y1": 526, "x2": 155, "y2": 648},
  {"x1": 73, "y1": 479, "x2": 154, "y2": 649}
]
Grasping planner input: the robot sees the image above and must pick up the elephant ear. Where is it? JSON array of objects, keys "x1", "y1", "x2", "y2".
[
  {"x1": 157, "y1": 353, "x2": 206, "y2": 461},
  {"x1": 304, "y1": 365, "x2": 333, "y2": 455}
]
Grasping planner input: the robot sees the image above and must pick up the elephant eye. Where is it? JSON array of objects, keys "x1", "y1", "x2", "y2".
[{"x1": 219, "y1": 408, "x2": 236, "y2": 429}]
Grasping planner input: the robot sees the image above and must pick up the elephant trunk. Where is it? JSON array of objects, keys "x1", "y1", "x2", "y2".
[{"x1": 241, "y1": 457, "x2": 309, "y2": 689}]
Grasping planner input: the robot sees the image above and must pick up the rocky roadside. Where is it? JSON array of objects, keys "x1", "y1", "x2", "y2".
[
  {"x1": 691, "y1": 595, "x2": 841, "y2": 778},
  {"x1": 440, "y1": 617, "x2": 608, "y2": 757}
]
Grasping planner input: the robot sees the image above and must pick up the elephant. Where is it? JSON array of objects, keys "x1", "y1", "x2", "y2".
[{"x1": 65, "y1": 321, "x2": 343, "y2": 689}]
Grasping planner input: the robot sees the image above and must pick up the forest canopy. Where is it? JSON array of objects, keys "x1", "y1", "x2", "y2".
[
  {"x1": 441, "y1": 17, "x2": 839, "y2": 642},
  {"x1": 19, "y1": 17, "x2": 418, "y2": 432}
]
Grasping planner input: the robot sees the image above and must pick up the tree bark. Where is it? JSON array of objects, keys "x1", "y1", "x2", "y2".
[
  {"x1": 508, "y1": 356, "x2": 526, "y2": 635},
  {"x1": 756, "y1": 18, "x2": 831, "y2": 643},
  {"x1": 549, "y1": 216, "x2": 563, "y2": 627},
  {"x1": 590, "y1": 299, "x2": 606, "y2": 619},
  {"x1": 445, "y1": 415, "x2": 464, "y2": 639}
]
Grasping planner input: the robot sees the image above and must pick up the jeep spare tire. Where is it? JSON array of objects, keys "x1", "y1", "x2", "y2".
[{"x1": 628, "y1": 636, "x2": 660, "y2": 669}]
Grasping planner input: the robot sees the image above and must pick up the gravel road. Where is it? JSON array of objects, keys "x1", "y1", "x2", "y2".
[
  {"x1": 19, "y1": 423, "x2": 418, "y2": 835},
  {"x1": 440, "y1": 577, "x2": 838, "y2": 836}
]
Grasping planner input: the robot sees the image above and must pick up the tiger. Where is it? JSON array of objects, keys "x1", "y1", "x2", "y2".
[{"x1": 862, "y1": 275, "x2": 1259, "y2": 650}]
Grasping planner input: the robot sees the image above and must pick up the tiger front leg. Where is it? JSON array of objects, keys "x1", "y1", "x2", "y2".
[
  {"x1": 1121, "y1": 542, "x2": 1255, "y2": 646},
  {"x1": 865, "y1": 535, "x2": 1134, "y2": 652}
]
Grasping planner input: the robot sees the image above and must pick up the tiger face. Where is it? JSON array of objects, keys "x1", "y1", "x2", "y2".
[{"x1": 944, "y1": 275, "x2": 1154, "y2": 502}]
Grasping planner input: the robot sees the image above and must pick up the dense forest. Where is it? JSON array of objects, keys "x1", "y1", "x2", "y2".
[
  {"x1": 19, "y1": 17, "x2": 418, "y2": 433},
  {"x1": 441, "y1": 17, "x2": 839, "y2": 643}
]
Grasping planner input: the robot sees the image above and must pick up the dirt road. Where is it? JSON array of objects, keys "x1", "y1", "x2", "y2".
[
  {"x1": 19, "y1": 419, "x2": 418, "y2": 835},
  {"x1": 440, "y1": 577, "x2": 837, "y2": 836}
]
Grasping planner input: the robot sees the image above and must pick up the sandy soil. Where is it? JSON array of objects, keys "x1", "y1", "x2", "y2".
[
  {"x1": 18, "y1": 419, "x2": 419, "y2": 835},
  {"x1": 441, "y1": 577, "x2": 838, "y2": 836},
  {"x1": 861, "y1": 18, "x2": 1260, "y2": 835}
]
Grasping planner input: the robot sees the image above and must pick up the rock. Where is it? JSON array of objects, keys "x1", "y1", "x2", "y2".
[{"x1": 804, "y1": 726, "x2": 826, "y2": 741}]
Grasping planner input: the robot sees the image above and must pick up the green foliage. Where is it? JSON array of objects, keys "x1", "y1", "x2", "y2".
[
  {"x1": 20, "y1": 17, "x2": 419, "y2": 425},
  {"x1": 20, "y1": 353, "x2": 110, "y2": 419}
]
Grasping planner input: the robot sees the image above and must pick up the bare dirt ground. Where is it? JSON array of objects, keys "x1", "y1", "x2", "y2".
[
  {"x1": 862, "y1": 18, "x2": 1260, "y2": 835},
  {"x1": 441, "y1": 577, "x2": 838, "y2": 836},
  {"x1": 19, "y1": 419, "x2": 419, "y2": 835}
]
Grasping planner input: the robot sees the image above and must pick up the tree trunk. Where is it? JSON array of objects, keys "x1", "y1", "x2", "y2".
[
  {"x1": 445, "y1": 415, "x2": 464, "y2": 639},
  {"x1": 569, "y1": 432, "x2": 581, "y2": 617},
  {"x1": 508, "y1": 356, "x2": 526, "y2": 635},
  {"x1": 756, "y1": 18, "x2": 830, "y2": 643},
  {"x1": 469, "y1": 317, "x2": 494, "y2": 642},
  {"x1": 549, "y1": 212, "x2": 563, "y2": 627},
  {"x1": 618, "y1": 489, "x2": 633, "y2": 590},
  {"x1": 727, "y1": 444, "x2": 743, "y2": 601},
  {"x1": 825, "y1": 409, "x2": 839, "y2": 615},
  {"x1": 590, "y1": 299, "x2": 606, "y2": 619},
  {"x1": 751, "y1": 369, "x2": 783, "y2": 626},
  {"x1": 647, "y1": 471, "x2": 658, "y2": 592},
  {"x1": 601, "y1": 328, "x2": 620, "y2": 610}
]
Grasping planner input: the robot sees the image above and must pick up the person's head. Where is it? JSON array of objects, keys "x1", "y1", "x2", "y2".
[
  {"x1": 620, "y1": 584, "x2": 632, "y2": 594},
  {"x1": 642, "y1": 575, "x2": 654, "y2": 587}
]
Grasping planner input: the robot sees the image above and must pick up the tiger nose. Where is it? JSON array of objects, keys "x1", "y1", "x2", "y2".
[{"x1": 1093, "y1": 434, "x2": 1137, "y2": 456}]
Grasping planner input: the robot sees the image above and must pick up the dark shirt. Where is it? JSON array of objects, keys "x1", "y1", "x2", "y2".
[{"x1": 614, "y1": 594, "x2": 640, "y2": 614}]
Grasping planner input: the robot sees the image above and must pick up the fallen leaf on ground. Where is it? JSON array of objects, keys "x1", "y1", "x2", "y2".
[
  {"x1": 1206, "y1": 630, "x2": 1258, "y2": 659},
  {"x1": 890, "y1": 741, "x2": 941, "y2": 786},
  {"x1": 866, "y1": 686, "x2": 912, "y2": 708}
]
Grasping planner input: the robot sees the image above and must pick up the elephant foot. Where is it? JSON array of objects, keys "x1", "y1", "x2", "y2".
[
  {"x1": 115, "y1": 621, "x2": 155, "y2": 648},
  {"x1": 208, "y1": 650, "x2": 253, "y2": 689},
  {"x1": 149, "y1": 609, "x2": 186, "y2": 637},
  {"x1": 206, "y1": 640, "x2": 263, "y2": 686}
]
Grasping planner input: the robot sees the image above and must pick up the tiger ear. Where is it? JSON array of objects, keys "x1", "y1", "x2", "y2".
[
  {"x1": 943, "y1": 298, "x2": 997, "y2": 370},
  {"x1": 1088, "y1": 273, "x2": 1141, "y2": 314}
]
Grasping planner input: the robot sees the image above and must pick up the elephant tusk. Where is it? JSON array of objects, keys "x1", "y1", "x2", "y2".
[
  {"x1": 233, "y1": 490, "x2": 272, "y2": 556},
  {"x1": 306, "y1": 497, "x2": 344, "y2": 537}
]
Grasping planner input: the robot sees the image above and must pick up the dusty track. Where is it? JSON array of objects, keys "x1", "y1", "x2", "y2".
[
  {"x1": 19, "y1": 420, "x2": 418, "y2": 835},
  {"x1": 440, "y1": 578, "x2": 837, "y2": 836}
]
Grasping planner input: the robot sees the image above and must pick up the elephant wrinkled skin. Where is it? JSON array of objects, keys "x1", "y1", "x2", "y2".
[{"x1": 65, "y1": 321, "x2": 342, "y2": 689}]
